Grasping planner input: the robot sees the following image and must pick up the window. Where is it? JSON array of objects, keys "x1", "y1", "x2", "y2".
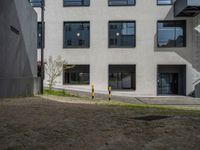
[
  {"x1": 37, "y1": 22, "x2": 45, "y2": 48},
  {"x1": 29, "y1": 0, "x2": 43, "y2": 7},
  {"x1": 109, "y1": 21, "x2": 136, "y2": 48},
  {"x1": 109, "y1": 65, "x2": 136, "y2": 90},
  {"x1": 63, "y1": 65, "x2": 90, "y2": 85},
  {"x1": 157, "y1": 65, "x2": 186, "y2": 95},
  {"x1": 157, "y1": 0, "x2": 173, "y2": 5},
  {"x1": 63, "y1": 22, "x2": 90, "y2": 48},
  {"x1": 157, "y1": 21, "x2": 186, "y2": 48},
  {"x1": 63, "y1": 0, "x2": 90, "y2": 6},
  {"x1": 109, "y1": 0, "x2": 135, "y2": 6}
]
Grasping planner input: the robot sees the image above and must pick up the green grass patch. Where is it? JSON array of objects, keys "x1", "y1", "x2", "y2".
[
  {"x1": 42, "y1": 90, "x2": 200, "y2": 117},
  {"x1": 90, "y1": 97, "x2": 199, "y2": 116},
  {"x1": 91, "y1": 100, "x2": 200, "y2": 117},
  {"x1": 44, "y1": 89, "x2": 77, "y2": 97}
]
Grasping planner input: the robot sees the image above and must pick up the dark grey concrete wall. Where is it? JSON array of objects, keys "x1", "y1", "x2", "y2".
[
  {"x1": 174, "y1": 0, "x2": 200, "y2": 17},
  {"x1": 174, "y1": 0, "x2": 187, "y2": 16},
  {"x1": 195, "y1": 82, "x2": 200, "y2": 97},
  {"x1": 0, "y1": 0, "x2": 38, "y2": 98}
]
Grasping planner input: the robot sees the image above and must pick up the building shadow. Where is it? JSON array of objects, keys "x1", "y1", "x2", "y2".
[{"x1": 153, "y1": 6, "x2": 194, "y2": 65}]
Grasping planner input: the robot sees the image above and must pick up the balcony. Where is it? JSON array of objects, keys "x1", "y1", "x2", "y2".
[{"x1": 174, "y1": 0, "x2": 200, "y2": 17}]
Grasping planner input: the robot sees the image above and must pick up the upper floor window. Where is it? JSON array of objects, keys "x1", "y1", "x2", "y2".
[
  {"x1": 63, "y1": 0, "x2": 90, "y2": 6},
  {"x1": 109, "y1": 21, "x2": 136, "y2": 48},
  {"x1": 29, "y1": 0, "x2": 43, "y2": 7},
  {"x1": 37, "y1": 22, "x2": 45, "y2": 48},
  {"x1": 157, "y1": 0, "x2": 173, "y2": 5},
  {"x1": 157, "y1": 20, "x2": 186, "y2": 48},
  {"x1": 109, "y1": 0, "x2": 135, "y2": 6},
  {"x1": 63, "y1": 22, "x2": 90, "y2": 48}
]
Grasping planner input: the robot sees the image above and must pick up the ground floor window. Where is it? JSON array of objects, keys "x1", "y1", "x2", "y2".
[
  {"x1": 157, "y1": 65, "x2": 186, "y2": 95},
  {"x1": 63, "y1": 65, "x2": 90, "y2": 85},
  {"x1": 109, "y1": 65, "x2": 136, "y2": 90}
]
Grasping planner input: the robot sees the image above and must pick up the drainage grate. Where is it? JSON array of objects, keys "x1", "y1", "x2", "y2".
[{"x1": 134, "y1": 115, "x2": 172, "y2": 121}]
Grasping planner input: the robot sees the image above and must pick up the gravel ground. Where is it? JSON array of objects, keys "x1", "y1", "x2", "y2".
[{"x1": 0, "y1": 96, "x2": 200, "y2": 150}]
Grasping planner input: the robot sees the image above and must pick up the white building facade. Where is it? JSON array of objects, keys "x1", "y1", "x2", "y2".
[{"x1": 30, "y1": 0, "x2": 200, "y2": 96}]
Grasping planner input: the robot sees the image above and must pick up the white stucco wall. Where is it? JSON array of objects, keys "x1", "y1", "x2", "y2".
[{"x1": 35, "y1": 0, "x2": 200, "y2": 96}]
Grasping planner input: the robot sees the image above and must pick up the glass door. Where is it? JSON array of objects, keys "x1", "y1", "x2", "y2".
[{"x1": 158, "y1": 73, "x2": 178, "y2": 95}]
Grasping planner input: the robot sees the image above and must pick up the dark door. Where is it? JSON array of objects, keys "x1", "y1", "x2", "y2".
[{"x1": 158, "y1": 73, "x2": 179, "y2": 95}]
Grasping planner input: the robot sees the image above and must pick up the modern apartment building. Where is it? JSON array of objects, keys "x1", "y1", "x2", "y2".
[{"x1": 30, "y1": 0, "x2": 200, "y2": 97}]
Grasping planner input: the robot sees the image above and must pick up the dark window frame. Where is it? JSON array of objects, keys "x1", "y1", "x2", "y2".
[
  {"x1": 157, "y1": 20, "x2": 186, "y2": 48},
  {"x1": 63, "y1": 64, "x2": 90, "y2": 85},
  {"x1": 108, "y1": 0, "x2": 136, "y2": 6},
  {"x1": 108, "y1": 21, "x2": 136, "y2": 48},
  {"x1": 63, "y1": 0, "x2": 90, "y2": 7},
  {"x1": 63, "y1": 21, "x2": 90, "y2": 49},
  {"x1": 157, "y1": 0, "x2": 173, "y2": 5},
  {"x1": 37, "y1": 22, "x2": 45, "y2": 49},
  {"x1": 108, "y1": 64, "x2": 136, "y2": 90}
]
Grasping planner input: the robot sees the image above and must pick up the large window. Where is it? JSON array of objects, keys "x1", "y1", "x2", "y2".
[
  {"x1": 37, "y1": 22, "x2": 45, "y2": 48},
  {"x1": 157, "y1": 0, "x2": 173, "y2": 5},
  {"x1": 109, "y1": 0, "x2": 135, "y2": 6},
  {"x1": 63, "y1": 65, "x2": 90, "y2": 85},
  {"x1": 109, "y1": 65, "x2": 136, "y2": 90},
  {"x1": 157, "y1": 65, "x2": 186, "y2": 95},
  {"x1": 29, "y1": 0, "x2": 43, "y2": 7},
  {"x1": 63, "y1": 0, "x2": 90, "y2": 6},
  {"x1": 109, "y1": 21, "x2": 136, "y2": 48},
  {"x1": 157, "y1": 21, "x2": 186, "y2": 48},
  {"x1": 63, "y1": 22, "x2": 90, "y2": 48}
]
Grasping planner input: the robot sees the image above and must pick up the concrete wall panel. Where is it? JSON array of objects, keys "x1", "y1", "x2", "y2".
[{"x1": 0, "y1": 0, "x2": 38, "y2": 98}]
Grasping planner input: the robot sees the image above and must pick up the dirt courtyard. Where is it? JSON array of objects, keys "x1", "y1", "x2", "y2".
[{"x1": 0, "y1": 96, "x2": 200, "y2": 150}]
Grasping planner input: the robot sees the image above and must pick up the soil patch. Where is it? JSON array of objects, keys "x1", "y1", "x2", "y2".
[
  {"x1": 134, "y1": 115, "x2": 172, "y2": 121},
  {"x1": 0, "y1": 97, "x2": 200, "y2": 150}
]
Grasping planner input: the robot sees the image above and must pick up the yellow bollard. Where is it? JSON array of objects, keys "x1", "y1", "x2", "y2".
[
  {"x1": 108, "y1": 86, "x2": 112, "y2": 101},
  {"x1": 92, "y1": 82, "x2": 94, "y2": 99}
]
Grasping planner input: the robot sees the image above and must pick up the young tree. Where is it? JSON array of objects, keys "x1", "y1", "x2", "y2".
[{"x1": 45, "y1": 55, "x2": 74, "y2": 90}]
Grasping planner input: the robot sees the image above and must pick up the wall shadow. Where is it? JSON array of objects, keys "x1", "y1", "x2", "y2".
[{"x1": 154, "y1": 6, "x2": 194, "y2": 65}]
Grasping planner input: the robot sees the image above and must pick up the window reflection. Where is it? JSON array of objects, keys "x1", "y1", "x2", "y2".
[
  {"x1": 109, "y1": 0, "x2": 135, "y2": 6},
  {"x1": 64, "y1": 0, "x2": 90, "y2": 6},
  {"x1": 29, "y1": 0, "x2": 43, "y2": 7},
  {"x1": 157, "y1": 0, "x2": 172, "y2": 5},
  {"x1": 64, "y1": 22, "x2": 90, "y2": 48},
  {"x1": 157, "y1": 21, "x2": 186, "y2": 48},
  {"x1": 37, "y1": 22, "x2": 44, "y2": 48},
  {"x1": 109, "y1": 21, "x2": 136, "y2": 48},
  {"x1": 64, "y1": 65, "x2": 90, "y2": 85},
  {"x1": 109, "y1": 65, "x2": 136, "y2": 90}
]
